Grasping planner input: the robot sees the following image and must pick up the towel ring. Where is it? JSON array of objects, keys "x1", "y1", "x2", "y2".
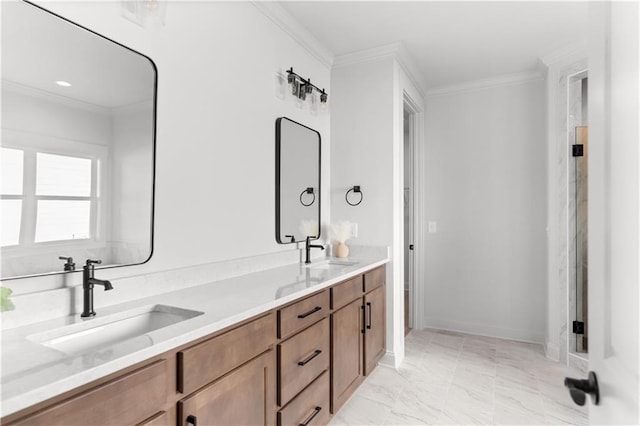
[
  {"x1": 345, "y1": 186, "x2": 363, "y2": 206},
  {"x1": 300, "y1": 187, "x2": 316, "y2": 206}
]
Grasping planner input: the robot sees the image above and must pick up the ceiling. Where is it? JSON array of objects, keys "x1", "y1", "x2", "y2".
[
  {"x1": 2, "y1": 1, "x2": 154, "y2": 109},
  {"x1": 278, "y1": 1, "x2": 589, "y2": 90}
]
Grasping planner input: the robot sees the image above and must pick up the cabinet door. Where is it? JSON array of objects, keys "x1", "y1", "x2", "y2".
[
  {"x1": 7, "y1": 360, "x2": 169, "y2": 426},
  {"x1": 179, "y1": 350, "x2": 276, "y2": 426},
  {"x1": 330, "y1": 298, "x2": 363, "y2": 413},
  {"x1": 363, "y1": 285, "x2": 385, "y2": 376}
]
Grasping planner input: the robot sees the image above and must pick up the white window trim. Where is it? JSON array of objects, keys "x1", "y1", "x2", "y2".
[{"x1": 1, "y1": 128, "x2": 109, "y2": 254}]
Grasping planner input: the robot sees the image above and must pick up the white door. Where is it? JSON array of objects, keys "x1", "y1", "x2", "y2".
[{"x1": 586, "y1": 2, "x2": 639, "y2": 424}]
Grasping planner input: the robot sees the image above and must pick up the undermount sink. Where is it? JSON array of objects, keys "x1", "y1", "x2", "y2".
[
  {"x1": 28, "y1": 304, "x2": 203, "y2": 356},
  {"x1": 307, "y1": 259, "x2": 359, "y2": 270}
]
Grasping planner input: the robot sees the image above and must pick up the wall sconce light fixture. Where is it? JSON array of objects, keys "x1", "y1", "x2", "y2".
[
  {"x1": 300, "y1": 187, "x2": 316, "y2": 206},
  {"x1": 286, "y1": 67, "x2": 329, "y2": 106},
  {"x1": 345, "y1": 185, "x2": 363, "y2": 206}
]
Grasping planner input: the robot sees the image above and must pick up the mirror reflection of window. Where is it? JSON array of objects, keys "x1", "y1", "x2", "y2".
[
  {"x1": 1, "y1": 148, "x2": 98, "y2": 246},
  {"x1": 1, "y1": 147, "x2": 24, "y2": 247}
]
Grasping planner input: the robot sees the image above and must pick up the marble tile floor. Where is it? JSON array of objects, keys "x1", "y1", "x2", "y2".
[{"x1": 329, "y1": 329, "x2": 588, "y2": 425}]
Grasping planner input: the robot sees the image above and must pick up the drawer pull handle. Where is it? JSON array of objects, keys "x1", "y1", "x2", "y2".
[
  {"x1": 361, "y1": 304, "x2": 366, "y2": 334},
  {"x1": 186, "y1": 415, "x2": 197, "y2": 426},
  {"x1": 298, "y1": 349, "x2": 322, "y2": 366},
  {"x1": 297, "y1": 306, "x2": 322, "y2": 319},
  {"x1": 367, "y1": 302, "x2": 372, "y2": 329},
  {"x1": 299, "y1": 406, "x2": 322, "y2": 426}
]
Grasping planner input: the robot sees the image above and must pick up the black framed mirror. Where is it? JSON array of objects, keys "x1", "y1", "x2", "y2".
[
  {"x1": 1, "y1": 1, "x2": 157, "y2": 279},
  {"x1": 275, "y1": 117, "x2": 321, "y2": 244}
]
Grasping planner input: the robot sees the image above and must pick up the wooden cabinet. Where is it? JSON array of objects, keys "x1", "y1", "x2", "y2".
[
  {"x1": 278, "y1": 317, "x2": 329, "y2": 406},
  {"x1": 178, "y1": 313, "x2": 275, "y2": 395},
  {"x1": 278, "y1": 291, "x2": 329, "y2": 339},
  {"x1": 177, "y1": 314, "x2": 277, "y2": 426},
  {"x1": 178, "y1": 350, "x2": 276, "y2": 426},
  {"x1": 330, "y1": 265, "x2": 386, "y2": 413},
  {"x1": 363, "y1": 284, "x2": 386, "y2": 376},
  {"x1": 6, "y1": 359, "x2": 170, "y2": 426},
  {"x1": 3, "y1": 264, "x2": 386, "y2": 426},
  {"x1": 278, "y1": 371, "x2": 330, "y2": 426},
  {"x1": 276, "y1": 289, "x2": 330, "y2": 425},
  {"x1": 330, "y1": 298, "x2": 364, "y2": 413}
]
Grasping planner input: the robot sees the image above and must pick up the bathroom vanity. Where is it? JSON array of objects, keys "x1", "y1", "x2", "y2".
[{"x1": 1, "y1": 261, "x2": 387, "y2": 426}]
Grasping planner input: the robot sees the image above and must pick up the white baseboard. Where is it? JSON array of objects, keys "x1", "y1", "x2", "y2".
[
  {"x1": 380, "y1": 350, "x2": 402, "y2": 369},
  {"x1": 545, "y1": 340, "x2": 560, "y2": 361},
  {"x1": 422, "y1": 317, "x2": 544, "y2": 344}
]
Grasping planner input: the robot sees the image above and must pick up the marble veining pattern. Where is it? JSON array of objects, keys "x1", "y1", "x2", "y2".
[
  {"x1": 330, "y1": 329, "x2": 588, "y2": 425},
  {"x1": 554, "y1": 59, "x2": 588, "y2": 365}
]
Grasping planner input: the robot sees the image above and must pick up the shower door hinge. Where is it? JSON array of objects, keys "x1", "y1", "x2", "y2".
[
  {"x1": 572, "y1": 144, "x2": 584, "y2": 157},
  {"x1": 573, "y1": 321, "x2": 585, "y2": 334}
]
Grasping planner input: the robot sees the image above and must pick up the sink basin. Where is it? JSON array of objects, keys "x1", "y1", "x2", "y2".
[
  {"x1": 307, "y1": 260, "x2": 359, "y2": 270},
  {"x1": 28, "y1": 304, "x2": 203, "y2": 356}
]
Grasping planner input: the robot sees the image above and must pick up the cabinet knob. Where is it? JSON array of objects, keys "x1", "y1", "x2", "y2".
[{"x1": 186, "y1": 414, "x2": 197, "y2": 426}]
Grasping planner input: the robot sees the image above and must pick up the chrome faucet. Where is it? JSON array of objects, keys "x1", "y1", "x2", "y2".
[
  {"x1": 305, "y1": 236, "x2": 325, "y2": 264},
  {"x1": 81, "y1": 259, "x2": 113, "y2": 317}
]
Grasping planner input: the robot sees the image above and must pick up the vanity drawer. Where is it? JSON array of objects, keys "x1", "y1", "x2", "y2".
[
  {"x1": 278, "y1": 317, "x2": 329, "y2": 406},
  {"x1": 278, "y1": 290, "x2": 329, "y2": 339},
  {"x1": 278, "y1": 371, "x2": 329, "y2": 426},
  {"x1": 331, "y1": 275, "x2": 363, "y2": 310},
  {"x1": 8, "y1": 359, "x2": 168, "y2": 426},
  {"x1": 364, "y1": 266, "x2": 385, "y2": 293},
  {"x1": 178, "y1": 313, "x2": 275, "y2": 395}
]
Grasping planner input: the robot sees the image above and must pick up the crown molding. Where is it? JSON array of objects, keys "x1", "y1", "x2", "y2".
[
  {"x1": 426, "y1": 70, "x2": 544, "y2": 98},
  {"x1": 333, "y1": 42, "x2": 426, "y2": 98},
  {"x1": 2, "y1": 79, "x2": 110, "y2": 114},
  {"x1": 539, "y1": 40, "x2": 588, "y2": 67},
  {"x1": 332, "y1": 42, "x2": 404, "y2": 69},
  {"x1": 251, "y1": 2, "x2": 334, "y2": 69}
]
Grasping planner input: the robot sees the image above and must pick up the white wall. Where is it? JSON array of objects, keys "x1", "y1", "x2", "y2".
[
  {"x1": 5, "y1": 1, "x2": 331, "y2": 293},
  {"x1": 331, "y1": 53, "x2": 424, "y2": 367},
  {"x1": 423, "y1": 79, "x2": 547, "y2": 343}
]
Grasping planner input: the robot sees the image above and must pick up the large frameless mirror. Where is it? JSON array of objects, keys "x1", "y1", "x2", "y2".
[
  {"x1": 1, "y1": 1, "x2": 156, "y2": 279},
  {"x1": 275, "y1": 117, "x2": 321, "y2": 244}
]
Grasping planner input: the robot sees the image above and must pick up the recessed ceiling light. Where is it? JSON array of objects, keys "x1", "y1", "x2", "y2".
[{"x1": 55, "y1": 80, "x2": 72, "y2": 87}]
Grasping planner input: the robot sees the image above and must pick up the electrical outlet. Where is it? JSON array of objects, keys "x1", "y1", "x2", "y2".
[
  {"x1": 428, "y1": 221, "x2": 437, "y2": 233},
  {"x1": 351, "y1": 223, "x2": 359, "y2": 238}
]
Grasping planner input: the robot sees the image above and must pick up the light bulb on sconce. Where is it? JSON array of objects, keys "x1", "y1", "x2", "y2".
[
  {"x1": 310, "y1": 90, "x2": 319, "y2": 115},
  {"x1": 319, "y1": 89, "x2": 328, "y2": 112},
  {"x1": 285, "y1": 67, "x2": 329, "y2": 111}
]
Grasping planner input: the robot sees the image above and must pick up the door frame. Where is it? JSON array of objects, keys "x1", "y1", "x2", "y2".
[{"x1": 403, "y1": 93, "x2": 424, "y2": 332}]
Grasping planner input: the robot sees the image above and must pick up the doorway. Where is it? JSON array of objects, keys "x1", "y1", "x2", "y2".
[{"x1": 403, "y1": 104, "x2": 414, "y2": 336}]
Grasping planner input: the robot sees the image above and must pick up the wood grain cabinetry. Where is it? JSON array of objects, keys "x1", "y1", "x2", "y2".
[
  {"x1": 363, "y1": 284, "x2": 386, "y2": 375},
  {"x1": 330, "y1": 298, "x2": 364, "y2": 413},
  {"x1": 3, "y1": 264, "x2": 386, "y2": 426},
  {"x1": 277, "y1": 289, "x2": 330, "y2": 425},
  {"x1": 178, "y1": 313, "x2": 275, "y2": 395},
  {"x1": 330, "y1": 265, "x2": 386, "y2": 413},
  {"x1": 5, "y1": 359, "x2": 170, "y2": 426},
  {"x1": 178, "y1": 350, "x2": 276, "y2": 426},
  {"x1": 278, "y1": 317, "x2": 329, "y2": 406},
  {"x1": 278, "y1": 371, "x2": 330, "y2": 426}
]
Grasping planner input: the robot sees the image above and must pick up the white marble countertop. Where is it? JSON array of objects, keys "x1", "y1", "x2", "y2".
[{"x1": 0, "y1": 255, "x2": 388, "y2": 417}]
